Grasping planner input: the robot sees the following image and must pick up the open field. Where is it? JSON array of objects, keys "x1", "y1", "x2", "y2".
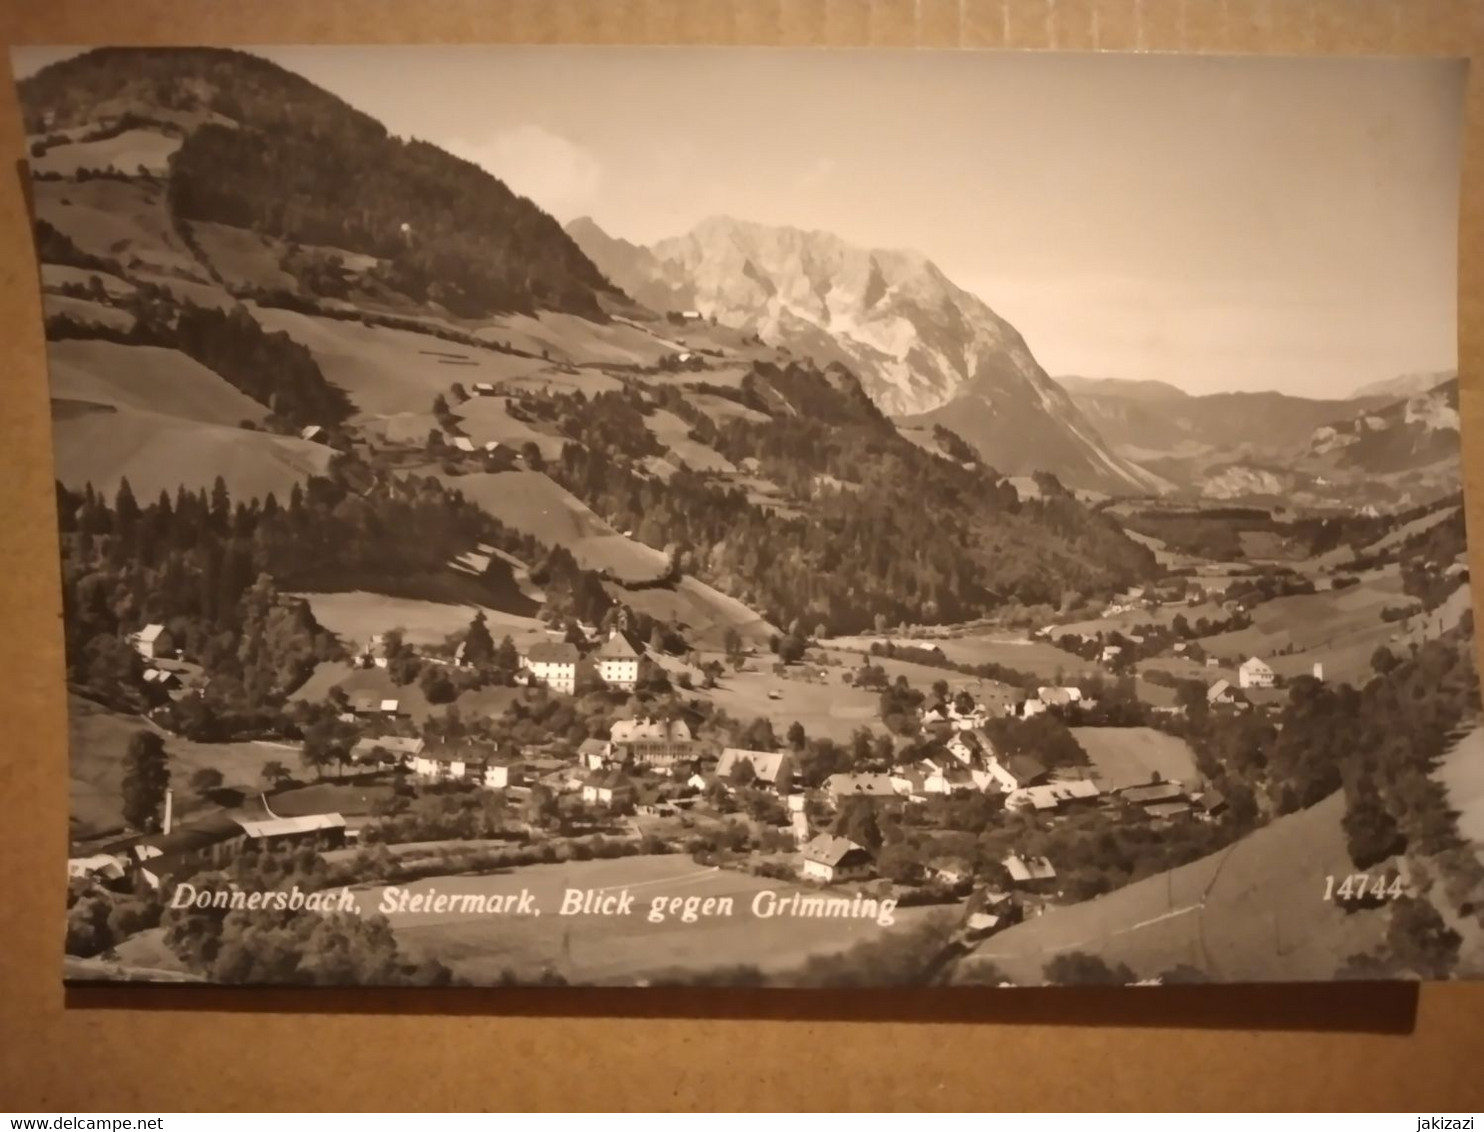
[
  {"x1": 829, "y1": 631, "x2": 1096, "y2": 681},
  {"x1": 697, "y1": 660, "x2": 881, "y2": 742},
  {"x1": 605, "y1": 576, "x2": 778, "y2": 649},
  {"x1": 454, "y1": 396, "x2": 569, "y2": 461},
  {"x1": 51, "y1": 400, "x2": 332, "y2": 501},
  {"x1": 1360, "y1": 505, "x2": 1462, "y2": 558},
  {"x1": 1196, "y1": 568, "x2": 1420, "y2": 684},
  {"x1": 42, "y1": 293, "x2": 136, "y2": 332},
  {"x1": 295, "y1": 591, "x2": 546, "y2": 651},
  {"x1": 361, "y1": 854, "x2": 937, "y2": 984},
  {"x1": 438, "y1": 470, "x2": 670, "y2": 584},
  {"x1": 955, "y1": 789, "x2": 1388, "y2": 984},
  {"x1": 32, "y1": 128, "x2": 181, "y2": 176},
  {"x1": 1052, "y1": 599, "x2": 1230, "y2": 638},
  {"x1": 481, "y1": 312, "x2": 675, "y2": 367},
  {"x1": 644, "y1": 408, "x2": 735, "y2": 473},
  {"x1": 639, "y1": 365, "x2": 754, "y2": 391},
  {"x1": 188, "y1": 220, "x2": 300, "y2": 292},
  {"x1": 68, "y1": 695, "x2": 290, "y2": 840},
  {"x1": 131, "y1": 272, "x2": 239, "y2": 311},
  {"x1": 684, "y1": 391, "x2": 768, "y2": 424},
  {"x1": 33, "y1": 178, "x2": 210, "y2": 281},
  {"x1": 1071, "y1": 726, "x2": 1202, "y2": 792},
  {"x1": 47, "y1": 338, "x2": 268, "y2": 426},
  {"x1": 291, "y1": 660, "x2": 437, "y2": 722},
  {"x1": 251, "y1": 305, "x2": 549, "y2": 416},
  {"x1": 40, "y1": 262, "x2": 138, "y2": 298}
]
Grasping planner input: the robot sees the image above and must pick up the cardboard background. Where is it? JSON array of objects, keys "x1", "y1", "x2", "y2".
[{"x1": 3, "y1": 0, "x2": 1484, "y2": 1113}]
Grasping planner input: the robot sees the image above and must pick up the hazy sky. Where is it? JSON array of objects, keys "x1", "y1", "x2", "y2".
[{"x1": 12, "y1": 46, "x2": 1465, "y2": 396}]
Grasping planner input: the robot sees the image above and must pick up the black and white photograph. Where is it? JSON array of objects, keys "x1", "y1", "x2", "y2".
[{"x1": 15, "y1": 44, "x2": 1482, "y2": 989}]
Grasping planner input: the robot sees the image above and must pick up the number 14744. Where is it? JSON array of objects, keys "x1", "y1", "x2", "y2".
[{"x1": 1323, "y1": 873, "x2": 1405, "y2": 901}]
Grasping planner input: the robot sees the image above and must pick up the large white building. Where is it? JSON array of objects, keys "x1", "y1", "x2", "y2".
[
  {"x1": 520, "y1": 641, "x2": 581, "y2": 694},
  {"x1": 1238, "y1": 657, "x2": 1276, "y2": 689},
  {"x1": 594, "y1": 628, "x2": 643, "y2": 690}
]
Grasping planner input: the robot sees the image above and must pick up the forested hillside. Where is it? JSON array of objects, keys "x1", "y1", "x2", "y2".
[
  {"x1": 537, "y1": 360, "x2": 1157, "y2": 632},
  {"x1": 20, "y1": 48, "x2": 624, "y2": 318}
]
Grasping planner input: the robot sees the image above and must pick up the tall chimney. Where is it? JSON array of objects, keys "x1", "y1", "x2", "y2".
[{"x1": 162, "y1": 789, "x2": 173, "y2": 836}]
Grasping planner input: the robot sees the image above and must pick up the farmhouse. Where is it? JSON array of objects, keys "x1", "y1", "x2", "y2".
[
  {"x1": 1145, "y1": 801, "x2": 1193, "y2": 821},
  {"x1": 520, "y1": 641, "x2": 581, "y2": 694},
  {"x1": 983, "y1": 754, "x2": 1050, "y2": 794},
  {"x1": 1119, "y1": 782, "x2": 1188, "y2": 809},
  {"x1": 132, "y1": 810, "x2": 347, "y2": 887},
  {"x1": 609, "y1": 716, "x2": 696, "y2": 768},
  {"x1": 471, "y1": 382, "x2": 497, "y2": 396},
  {"x1": 235, "y1": 813, "x2": 347, "y2": 851},
  {"x1": 800, "y1": 834, "x2": 872, "y2": 884},
  {"x1": 947, "y1": 730, "x2": 994, "y2": 767},
  {"x1": 716, "y1": 748, "x2": 793, "y2": 793},
  {"x1": 350, "y1": 735, "x2": 425, "y2": 765},
  {"x1": 1196, "y1": 790, "x2": 1229, "y2": 818},
  {"x1": 128, "y1": 623, "x2": 167, "y2": 660},
  {"x1": 1006, "y1": 779, "x2": 1102, "y2": 813},
  {"x1": 582, "y1": 768, "x2": 637, "y2": 809},
  {"x1": 1207, "y1": 679, "x2": 1236, "y2": 706},
  {"x1": 823, "y1": 772, "x2": 897, "y2": 803},
  {"x1": 577, "y1": 737, "x2": 612, "y2": 770},
  {"x1": 680, "y1": 309, "x2": 702, "y2": 320},
  {"x1": 1037, "y1": 686, "x2": 1084, "y2": 708},
  {"x1": 594, "y1": 628, "x2": 644, "y2": 690},
  {"x1": 929, "y1": 858, "x2": 972, "y2": 885},
  {"x1": 142, "y1": 667, "x2": 180, "y2": 690},
  {"x1": 67, "y1": 854, "x2": 128, "y2": 882},
  {"x1": 1238, "y1": 656, "x2": 1276, "y2": 689},
  {"x1": 480, "y1": 762, "x2": 521, "y2": 790},
  {"x1": 300, "y1": 425, "x2": 325, "y2": 442},
  {"x1": 451, "y1": 436, "x2": 478, "y2": 453},
  {"x1": 1003, "y1": 854, "x2": 1057, "y2": 888},
  {"x1": 922, "y1": 762, "x2": 975, "y2": 796},
  {"x1": 411, "y1": 750, "x2": 480, "y2": 781}
]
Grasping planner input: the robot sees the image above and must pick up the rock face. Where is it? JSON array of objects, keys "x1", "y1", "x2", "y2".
[
  {"x1": 568, "y1": 214, "x2": 1160, "y2": 493},
  {"x1": 1307, "y1": 378, "x2": 1460, "y2": 474}
]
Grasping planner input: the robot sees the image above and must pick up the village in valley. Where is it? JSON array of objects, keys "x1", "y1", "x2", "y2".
[{"x1": 32, "y1": 47, "x2": 1483, "y2": 989}]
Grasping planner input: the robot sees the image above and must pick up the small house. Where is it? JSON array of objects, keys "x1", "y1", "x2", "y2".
[
  {"x1": 581, "y1": 768, "x2": 637, "y2": 809},
  {"x1": 451, "y1": 436, "x2": 477, "y2": 453},
  {"x1": 822, "y1": 772, "x2": 897, "y2": 803},
  {"x1": 800, "y1": 834, "x2": 872, "y2": 884},
  {"x1": 577, "y1": 737, "x2": 612, "y2": 770},
  {"x1": 351, "y1": 735, "x2": 425, "y2": 765},
  {"x1": 1003, "y1": 854, "x2": 1057, "y2": 888},
  {"x1": 128, "y1": 623, "x2": 168, "y2": 660},
  {"x1": 1207, "y1": 679, "x2": 1236, "y2": 705},
  {"x1": 716, "y1": 748, "x2": 793, "y2": 794},
  {"x1": 300, "y1": 425, "x2": 326, "y2": 442}
]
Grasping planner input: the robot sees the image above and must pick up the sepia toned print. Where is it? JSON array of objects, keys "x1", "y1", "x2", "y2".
[{"x1": 14, "y1": 45, "x2": 1480, "y2": 988}]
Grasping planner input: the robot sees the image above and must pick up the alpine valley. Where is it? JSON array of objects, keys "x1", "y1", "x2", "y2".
[{"x1": 27, "y1": 47, "x2": 1482, "y2": 993}]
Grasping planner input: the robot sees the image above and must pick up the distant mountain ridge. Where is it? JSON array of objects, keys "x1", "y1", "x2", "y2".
[{"x1": 568, "y1": 214, "x2": 1160, "y2": 494}]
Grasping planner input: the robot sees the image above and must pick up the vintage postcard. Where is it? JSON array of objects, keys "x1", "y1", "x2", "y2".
[{"x1": 15, "y1": 45, "x2": 1481, "y2": 988}]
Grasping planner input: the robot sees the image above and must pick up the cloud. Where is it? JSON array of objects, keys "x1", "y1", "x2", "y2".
[{"x1": 437, "y1": 124, "x2": 603, "y2": 220}]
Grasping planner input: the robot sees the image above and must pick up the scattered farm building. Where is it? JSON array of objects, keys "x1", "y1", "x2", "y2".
[{"x1": 800, "y1": 834, "x2": 872, "y2": 884}]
